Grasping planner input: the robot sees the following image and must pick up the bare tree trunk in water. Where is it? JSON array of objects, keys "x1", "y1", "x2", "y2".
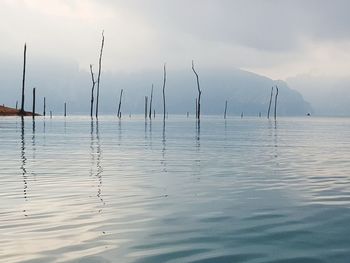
[
  {"x1": 195, "y1": 98, "x2": 197, "y2": 119},
  {"x1": 145, "y1": 96, "x2": 148, "y2": 119},
  {"x1": 32, "y1": 87, "x2": 36, "y2": 118},
  {"x1": 20, "y1": 43, "x2": 27, "y2": 114},
  {"x1": 267, "y1": 86, "x2": 274, "y2": 119},
  {"x1": 274, "y1": 86, "x2": 279, "y2": 121},
  {"x1": 149, "y1": 84, "x2": 153, "y2": 119},
  {"x1": 43, "y1": 97, "x2": 46, "y2": 116},
  {"x1": 224, "y1": 100, "x2": 227, "y2": 119},
  {"x1": 16, "y1": 101, "x2": 18, "y2": 110},
  {"x1": 95, "y1": 31, "x2": 105, "y2": 118},
  {"x1": 162, "y1": 64, "x2": 166, "y2": 121},
  {"x1": 117, "y1": 89, "x2": 123, "y2": 119},
  {"x1": 192, "y1": 60, "x2": 202, "y2": 120},
  {"x1": 64, "y1": 102, "x2": 67, "y2": 117},
  {"x1": 90, "y1": 64, "x2": 97, "y2": 118}
]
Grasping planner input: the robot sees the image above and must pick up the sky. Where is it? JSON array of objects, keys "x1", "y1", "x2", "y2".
[
  {"x1": 1, "y1": 0, "x2": 350, "y2": 115},
  {"x1": 1, "y1": 0, "x2": 350, "y2": 80}
]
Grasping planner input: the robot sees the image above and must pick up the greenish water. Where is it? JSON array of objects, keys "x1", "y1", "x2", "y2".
[{"x1": 1, "y1": 116, "x2": 350, "y2": 263}]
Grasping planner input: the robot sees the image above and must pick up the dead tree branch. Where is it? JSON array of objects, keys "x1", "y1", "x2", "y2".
[
  {"x1": 90, "y1": 64, "x2": 97, "y2": 118},
  {"x1": 162, "y1": 63, "x2": 166, "y2": 121},
  {"x1": 192, "y1": 60, "x2": 202, "y2": 120},
  {"x1": 267, "y1": 86, "x2": 274, "y2": 119},
  {"x1": 274, "y1": 86, "x2": 279, "y2": 121},
  {"x1": 149, "y1": 84, "x2": 153, "y2": 119},
  {"x1": 224, "y1": 100, "x2": 227, "y2": 119},
  {"x1": 95, "y1": 31, "x2": 105, "y2": 118},
  {"x1": 20, "y1": 43, "x2": 27, "y2": 114},
  {"x1": 117, "y1": 89, "x2": 123, "y2": 118}
]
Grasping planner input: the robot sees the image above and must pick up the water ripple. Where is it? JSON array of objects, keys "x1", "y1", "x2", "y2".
[{"x1": 1, "y1": 116, "x2": 350, "y2": 262}]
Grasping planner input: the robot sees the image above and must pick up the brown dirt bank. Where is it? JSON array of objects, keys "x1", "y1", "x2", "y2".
[{"x1": 0, "y1": 105, "x2": 40, "y2": 116}]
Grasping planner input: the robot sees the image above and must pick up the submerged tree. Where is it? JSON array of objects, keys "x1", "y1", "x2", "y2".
[
  {"x1": 274, "y1": 86, "x2": 279, "y2": 121},
  {"x1": 90, "y1": 64, "x2": 97, "y2": 118},
  {"x1": 20, "y1": 43, "x2": 27, "y2": 114},
  {"x1": 267, "y1": 86, "x2": 274, "y2": 119},
  {"x1": 192, "y1": 60, "x2": 202, "y2": 120},
  {"x1": 117, "y1": 89, "x2": 123, "y2": 119},
  {"x1": 43, "y1": 97, "x2": 46, "y2": 116},
  {"x1": 145, "y1": 96, "x2": 148, "y2": 119},
  {"x1": 224, "y1": 100, "x2": 227, "y2": 119},
  {"x1": 162, "y1": 64, "x2": 167, "y2": 121},
  {"x1": 32, "y1": 87, "x2": 36, "y2": 118},
  {"x1": 95, "y1": 31, "x2": 105, "y2": 118},
  {"x1": 149, "y1": 84, "x2": 153, "y2": 119}
]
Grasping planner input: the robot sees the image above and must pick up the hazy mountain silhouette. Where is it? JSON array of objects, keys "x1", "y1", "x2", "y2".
[
  {"x1": 0, "y1": 58, "x2": 312, "y2": 116},
  {"x1": 288, "y1": 74, "x2": 350, "y2": 116}
]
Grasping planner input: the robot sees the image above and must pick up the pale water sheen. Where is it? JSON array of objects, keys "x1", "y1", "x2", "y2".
[{"x1": 1, "y1": 116, "x2": 350, "y2": 263}]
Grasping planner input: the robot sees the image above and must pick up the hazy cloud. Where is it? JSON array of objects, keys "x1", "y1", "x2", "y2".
[{"x1": 1, "y1": 0, "x2": 350, "y2": 99}]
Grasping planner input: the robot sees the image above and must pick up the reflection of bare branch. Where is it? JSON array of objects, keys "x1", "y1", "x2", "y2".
[
  {"x1": 161, "y1": 121, "x2": 167, "y2": 172},
  {"x1": 95, "y1": 121, "x2": 105, "y2": 212},
  {"x1": 20, "y1": 117, "x2": 28, "y2": 216}
]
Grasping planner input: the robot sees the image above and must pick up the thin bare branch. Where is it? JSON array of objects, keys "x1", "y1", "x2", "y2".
[
  {"x1": 267, "y1": 86, "x2": 274, "y2": 119},
  {"x1": 274, "y1": 86, "x2": 279, "y2": 121},
  {"x1": 192, "y1": 60, "x2": 202, "y2": 120},
  {"x1": 90, "y1": 64, "x2": 96, "y2": 118},
  {"x1": 162, "y1": 63, "x2": 166, "y2": 121},
  {"x1": 95, "y1": 30, "x2": 105, "y2": 118}
]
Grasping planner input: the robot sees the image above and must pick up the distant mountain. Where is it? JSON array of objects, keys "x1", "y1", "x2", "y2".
[
  {"x1": 287, "y1": 74, "x2": 350, "y2": 116},
  {"x1": 100, "y1": 68, "x2": 312, "y2": 116},
  {"x1": 0, "y1": 59, "x2": 312, "y2": 116}
]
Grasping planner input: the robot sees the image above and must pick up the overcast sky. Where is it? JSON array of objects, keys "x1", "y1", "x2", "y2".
[{"x1": 1, "y1": 0, "x2": 350, "y2": 80}]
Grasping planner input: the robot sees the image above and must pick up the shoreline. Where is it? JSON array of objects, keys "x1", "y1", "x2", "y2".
[{"x1": 0, "y1": 105, "x2": 40, "y2": 116}]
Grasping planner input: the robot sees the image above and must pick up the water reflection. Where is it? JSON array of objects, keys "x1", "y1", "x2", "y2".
[
  {"x1": 90, "y1": 120, "x2": 105, "y2": 212},
  {"x1": 268, "y1": 119, "x2": 279, "y2": 160},
  {"x1": 161, "y1": 120, "x2": 167, "y2": 172},
  {"x1": 195, "y1": 119, "x2": 200, "y2": 149},
  {"x1": 32, "y1": 118, "x2": 36, "y2": 160},
  {"x1": 96, "y1": 121, "x2": 104, "y2": 211},
  {"x1": 4, "y1": 116, "x2": 350, "y2": 262},
  {"x1": 149, "y1": 119, "x2": 153, "y2": 148},
  {"x1": 89, "y1": 120, "x2": 95, "y2": 180},
  {"x1": 144, "y1": 119, "x2": 148, "y2": 141},
  {"x1": 20, "y1": 117, "x2": 28, "y2": 216},
  {"x1": 117, "y1": 119, "x2": 122, "y2": 145},
  {"x1": 194, "y1": 120, "x2": 201, "y2": 178}
]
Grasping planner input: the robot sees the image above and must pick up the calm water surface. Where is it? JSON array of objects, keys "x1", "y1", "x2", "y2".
[{"x1": 1, "y1": 116, "x2": 350, "y2": 263}]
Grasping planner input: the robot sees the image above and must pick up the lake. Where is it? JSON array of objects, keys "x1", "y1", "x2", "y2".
[{"x1": 1, "y1": 115, "x2": 350, "y2": 263}]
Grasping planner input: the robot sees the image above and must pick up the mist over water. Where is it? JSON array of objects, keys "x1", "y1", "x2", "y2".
[{"x1": 1, "y1": 116, "x2": 350, "y2": 262}]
